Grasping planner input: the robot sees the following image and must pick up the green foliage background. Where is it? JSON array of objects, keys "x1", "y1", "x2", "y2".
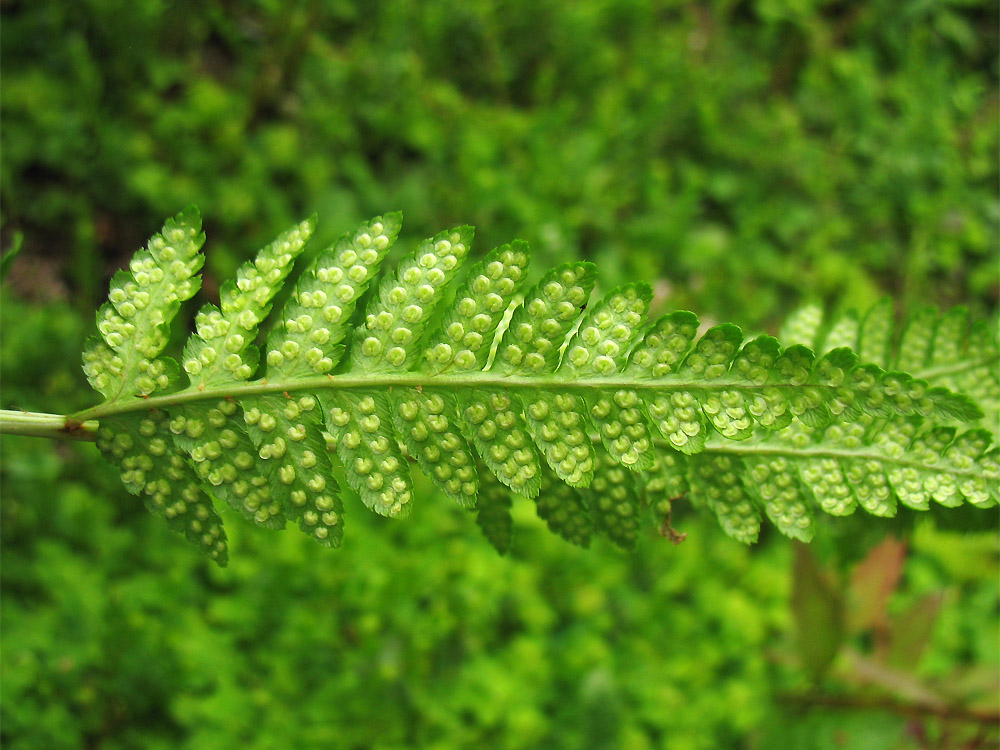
[{"x1": 1, "y1": 0, "x2": 997, "y2": 747}]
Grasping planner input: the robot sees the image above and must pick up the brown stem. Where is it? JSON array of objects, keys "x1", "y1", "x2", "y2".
[{"x1": 779, "y1": 692, "x2": 1000, "y2": 726}]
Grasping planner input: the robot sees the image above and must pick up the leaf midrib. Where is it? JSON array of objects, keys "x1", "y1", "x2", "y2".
[
  {"x1": 74, "y1": 371, "x2": 830, "y2": 422},
  {"x1": 915, "y1": 355, "x2": 997, "y2": 381},
  {"x1": 704, "y1": 439, "x2": 992, "y2": 479}
]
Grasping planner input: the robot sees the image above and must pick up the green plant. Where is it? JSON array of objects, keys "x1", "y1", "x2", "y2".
[
  {"x1": 5, "y1": 1, "x2": 996, "y2": 326},
  {"x1": 780, "y1": 299, "x2": 1000, "y2": 439},
  {"x1": 1, "y1": 209, "x2": 996, "y2": 565}
]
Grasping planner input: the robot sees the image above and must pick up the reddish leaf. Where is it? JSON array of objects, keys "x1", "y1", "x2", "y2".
[{"x1": 848, "y1": 537, "x2": 906, "y2": 635}]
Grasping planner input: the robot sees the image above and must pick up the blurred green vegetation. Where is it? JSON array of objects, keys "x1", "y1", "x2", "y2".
[
  {"x1": 1, "y1": 0, "x2": 997, "y2": 747},
  {"x1": 2, "y1": 0, "x2": 997, "y2": 321}
]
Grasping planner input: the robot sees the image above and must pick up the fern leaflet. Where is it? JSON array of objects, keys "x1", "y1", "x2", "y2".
[{"x1": 781, "y1": 300, "x2": 999, "y2": 436}]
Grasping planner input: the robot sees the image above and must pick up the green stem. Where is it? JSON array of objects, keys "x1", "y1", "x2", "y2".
[
  {"x1": 70, "y1": 372, "x2": 835, "y2": 424},
  {"x1": 0, "y1": 410, "x2": 99, "y2": 441},
  {"x1": 1, "y1": 406, "x2": 988, "y2": 482},
  {"x1": 915, "y1": 356, "x2": 994, "y2": 380},
  {"x1": 704, "y1": 439, "x2": 984, "y2": 477}
]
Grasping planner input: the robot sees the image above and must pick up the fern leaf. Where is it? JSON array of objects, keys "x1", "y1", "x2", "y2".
[
  {"x1": 438, "y1": 244, "x2": 551, "y2": 499},
  {"x1": 393, "y1": 390, "x2": 479, "y2": 507},
  {"x1": 922, "y1": 312, "x2": 999, "y2": 431},
  {"x1": 244, "y1": 393, "x2": 338, "y2": 541},
  {"x1": 822, "y1": 311, "x2": 859, "y2": 352},
  {"x1": 628, "y1": 311, "x2": 703, "y2": 452},
  {"x1": 895, "y1": 306, "x2": 936, "y2": 372},
  {"x1": 535, "y1": 464, "x2": 594, "y2": 548},
  {"x1": 641, "y1": 450, "x2": 689, "y2": 517},
  {"x1": 743, "y1": 455, "x2": 815, "y2": 542},
  {"x1": 792, "y1": 300, "x2": 999, "y2": 434},
  {"x1": 699, "y1": 418, "x2": 998, "y2": 543},
  {"x1": 565, "y1": 283, "x2": 655, "y2": 470},
  {"x1": 183, "y1": 218, "x2": 313, "y2": 388},
  {"x1": 351, "y1": 225, "x2": 474, "y2": 373},
  {"x1": 319, "y1": 225, "x2": 476, "y2": 519},
  {"x1": 414, "y1": 239, "x2": 539, "y2": 541},
  {"x1": 391, "y1": 240, "x2": 533, "y2": 507},
  {"x1": 82, "y1": 208, "x2": 204, "y2": 401},
  {"x1": 858, "y1": 298, "x2": 894, "y2": 365},
  {"x1": 244, "y1": 215, "x2": 401, "y2": 542},
  {"x1": 71, "y1": 210, "x2": 996, "y2": 563},
  {"x1": 461, "y1": 389, "x2": 542, "y2": 498},
  {"x1": 266, "y1": 214, "x2": 401, "y2": 378},
  {"x1": 95, "y1": 411, "x2": 228, "y2": 563},
  {"x1": 170, "y1": 219, "x2": 315, "y2": 537},
  {"x1": 474, "y1": 458, "x2": 515, "y2": 554},
  {"x1": 498, "y1": 262, "x2": 597, "y2": 487},
  {"x1": 411, "y1": 242, "x2": 532, "y2": 502},
  {"x1": 325, "y1": 391, "x2": 411, "y2": 518},
  {"x1": 691, "y1": 453, "x2": 762, "y2": 544},
  {"x1": 170, "y1": 397, "x2": 285, "y2": 529},
  {"x1": 586, "y1": 447, "x2": 643, "y2": 550},
  {"x1": 423, "y1": 241, "x2": 530, "y2": 374},
  {"x1": 82, "y1": 211, "x2": 229, "y2": 562},
  {"x1": 778, "y1": 303, "x2": 823, "y2": 349}
]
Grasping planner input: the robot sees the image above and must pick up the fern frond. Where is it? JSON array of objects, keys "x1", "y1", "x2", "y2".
[
  {"x1": 701, "y1": 416, "x2": 998, "y2": 542},
  {"x1": 783, "y1": 300, "x2": 999, "y2": 435},
  {"x1": 73, "y1": 211, "x2": 996, "y2": 564}
]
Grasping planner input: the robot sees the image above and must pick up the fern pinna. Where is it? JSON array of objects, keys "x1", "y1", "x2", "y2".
[
  {"x1": 780, "y1": 298, "x2": 1000, "y2": 440},
  {"x1": 59, "y1": 209, "x2": 999, "y2": 564}
]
